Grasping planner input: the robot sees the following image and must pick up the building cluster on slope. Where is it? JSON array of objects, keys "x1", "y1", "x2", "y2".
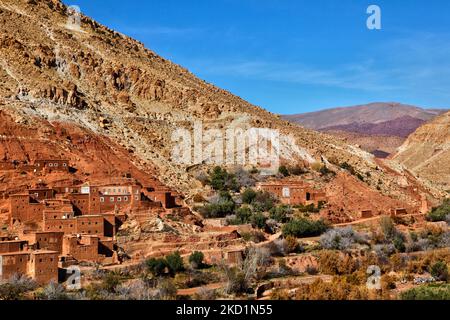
[
  {"x1": 256, "y1": 180, "x2": 327, "y2": 207},
  {"x1": 0, "y1": 159, "x2": 181, "y2": 284}
]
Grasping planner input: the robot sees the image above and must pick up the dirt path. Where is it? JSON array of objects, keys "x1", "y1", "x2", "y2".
[{"x1": 177, "y1": 282, "x2": 226, "y2": 296}]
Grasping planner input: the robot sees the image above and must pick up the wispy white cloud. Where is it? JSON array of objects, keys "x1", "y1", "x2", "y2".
[{"x1": 188, "y1": 32, "x2": 450, "y2": 97}]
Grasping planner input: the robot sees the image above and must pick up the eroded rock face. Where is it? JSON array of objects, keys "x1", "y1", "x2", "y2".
[
  {"x1": 393, "y1": 111, "x2": 450, "y2": 191},
  {"x1": 0, "y1": 0, "x2": 444, "y2": 214},
  {"x1": 33, "y1": 83, "x2": 86, "y2": 108}
]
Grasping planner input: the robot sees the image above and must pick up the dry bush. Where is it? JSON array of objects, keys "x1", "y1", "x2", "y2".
[
  {"x1": 294, "y1": 278, "x2": 369, "y2": 300},
  {"x1": 317, "y1": 250, "x2": 358, "y2": 275}
]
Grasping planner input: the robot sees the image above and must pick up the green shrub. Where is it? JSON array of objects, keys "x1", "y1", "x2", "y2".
[
  {"x1": 251, "y1": 212, "x2": 267, "y2": 229},
  {"x1": 166, "y1": 251, "x2": 185, "y2": 275},
  {"x1": 102, "y1": 273, "x2": 121, "y2": 293},
  {"x1": 379, "y1": 216, "x2": 397, "y2": 240},
  {"x1": 209, "y1": 166, "x2": 240, "y2": 192},
  {"x1": 241, "y1": 188, "x2": 257, "y2": 204},
  {"x1": 189, "y1": 251, "x2": 205, "y2": 269},
  {"x1": 232, "y1": 207, "x2": 253, "y2": 225},
  {"x1": 198, "y1": 193, "x2": 236, "y2": 218},
  {"x1": 282, "y1": 218, "x2": 329, "y2": 238},
  {"x1": 253, "y1": 191, "x2": 276, "y2": 212},
  {"x1": 429, "y1": 261, "x2": 449, "y2": 281},
  {"x1": 427, "y1": 200, "x2": 450, "y2": 222},
  {"x1": 400, "y1": 284, "x2": 450, "y2": 300},
  {"x1": 393, "y1": 234, "x2": 406, "y2": 253},
  {"x1": 0, "y1": 275, "x2": 37, "y2": 300},
  {"x1": 146, "y1": 258, "x2": 168, "y2": 276},
  {"x1": 278, "y1": 166, "x2": 290, "y2": 177},
  {"x1": 269, "y1": 205, "x2": 292, "y2": 223}
]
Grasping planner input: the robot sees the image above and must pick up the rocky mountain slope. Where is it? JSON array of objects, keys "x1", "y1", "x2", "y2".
[
  {"x1": 393, "y1": 111, "x2": 450, "y2": 192},
  {"x1": 0, "y1": 0, "x2": 445, "y2": 211}
]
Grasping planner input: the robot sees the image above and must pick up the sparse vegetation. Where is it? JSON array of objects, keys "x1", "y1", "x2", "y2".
[
  {"x1": 320, "y1": 227, "x2": 362, "y2": 250},
  {"x1": 400, "y1": 284, "x2": 450, "y2": 300},
  {"x1": 0, "y1": 274, "x2": 37, "y2": 300}
]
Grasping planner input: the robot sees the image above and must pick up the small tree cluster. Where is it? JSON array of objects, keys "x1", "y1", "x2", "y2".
[
  {"x1": 146, "y1": 251, "x2": 185, "y2": 277},
  {"x1": 198, "y1": 192, "x2": 236, "y2": 218},
  {"x1": 208, "y1": 166, "x2": 240, "y2": 192},
  {"x1": 427, "y1": 199, "x2": 450, "y2": 222},
  {"x1": 282, "y1": 217, "x2": 329, "y2": 238}
]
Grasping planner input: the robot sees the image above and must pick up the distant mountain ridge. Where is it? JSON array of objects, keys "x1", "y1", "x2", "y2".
[
  {"x1": 283, "y1": 103, "x2": 448, "y2": 158},
  {"x1": 283, "y1": 103, "x2": 447, "y2": 134},
  {"x1": 321, "y1": 115, "x2": 426, "y2": 138}
]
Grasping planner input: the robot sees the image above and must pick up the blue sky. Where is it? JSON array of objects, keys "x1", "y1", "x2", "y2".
[{"x1": 64, "y1": 0, "x2": 450, "y2": 114}]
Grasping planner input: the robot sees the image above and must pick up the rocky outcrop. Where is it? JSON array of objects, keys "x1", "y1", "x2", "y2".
[{"x1": 393, "y1": 111, "x2": 450, "y2": 192}]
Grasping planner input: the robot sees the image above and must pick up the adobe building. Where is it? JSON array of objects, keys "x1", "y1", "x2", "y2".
[
  {"x1": 9, "y1": 194, "x2": 46, "y2": 224},
  {"x1": 62, "y1": 234, "x2": 115, "y2": 263},
  {"x1": 256, "y1": 180, "x2": 327, "y2": 206},
  {"x1": 20, "y1": 231, "x2": 64, "y2": 253},
  {"x1": 390, "y1": 208, "x2": 408, "y2": 217},
  {"x1": 62, "y1": 234, "x2": 100, "y2": 262},
  {"x1": 225, "y1": 249, "x2": 244, "y2": 265},
  {"x1": 43, "y1": 214, "x2": 104, "y2": 236},
  {"x1": 27, "y1": 250, "x2": 59, "y2": 284},
  {"x1": 0, "y1": 240, "x2": 28, "y2": 254},
  {"x1": 360, "y1": 210, "x2": 373, "y2": 219},
  {"x1": 0, "y1": 249, "x2": 59, "y2": 284}
]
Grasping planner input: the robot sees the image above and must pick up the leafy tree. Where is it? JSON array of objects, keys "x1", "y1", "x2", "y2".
[
  {"x1": 230, "y1": 207, "x2": 252, "y2": 225},
  {"x1": 427, "y1": 200, "x2": 450, "y2": 222},
  {"x1": 146, "y1": 258, "x2": 168, "y2": 276},
  {"x1": 278, "y1": 166, "x2": 290, "y2": 177},
  {"x1": 393, "y1": 234, "x2": 406, "y2": 253},
  {"x1": 209, "y1": 166, "x2": 240, "y2": 192},
  {"x1": 166, "y1": 251, "x2": 185, "y2": 275},
  {"x1": 189, "y1": 251, "x2": 205, "y2": 269},
  {"x1": 241, "y1": 188, "x2": 257, "y2": 204},
  {"x1": 198, "y1": 193, "x2": 236, "y2": 218},
  {"x1": 269, "y1": 205, "x2": 292, "y2": 223},
  {"x1": 282, "y1": 218, "x2": 329, "y2": 238},
  {"x1": 251, "y1": 212, "x2": 267, "y2": 229},
  {"x1": 252, "y1": 191, "x2": 276, "y2": 212}
]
